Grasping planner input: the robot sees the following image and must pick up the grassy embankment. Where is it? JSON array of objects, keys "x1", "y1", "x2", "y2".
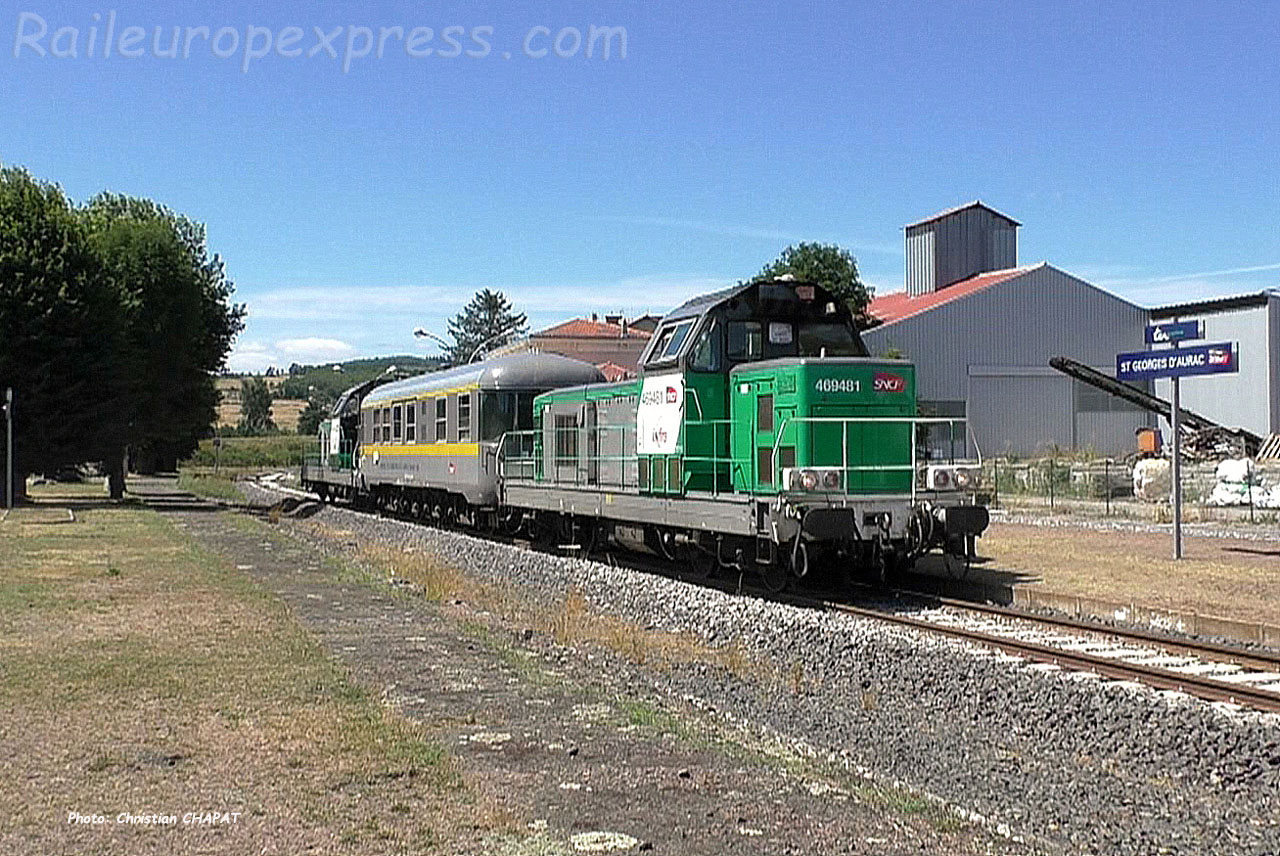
[{"x1": 0, "y1": 485, "x2": 470, "y2": 855}]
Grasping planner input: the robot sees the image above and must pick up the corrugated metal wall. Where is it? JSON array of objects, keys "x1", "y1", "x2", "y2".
[
  {"x1": 863, "y1": 265, "x2": 1151, "y2": 455},
  {"x1": 1271, "y1": 296, "x2": 1280, "y2": 434},
  {"x1": 905, "y1": 229, "x2": 935, "y2": 296},
  {"x1": 1153, "y1": 302, "x2": 1274, "y2": 437},
  {"x1": 905, "y1": 207, "x2": 1017, "y2": 296}
]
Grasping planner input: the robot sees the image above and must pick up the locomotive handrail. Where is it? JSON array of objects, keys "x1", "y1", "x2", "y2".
[
  {"x1": 497, "y1": 414, "x2": 981, "y2": 501},
  {"x1": 768, "y1": 415, "x2": 981, "y2": 502}
]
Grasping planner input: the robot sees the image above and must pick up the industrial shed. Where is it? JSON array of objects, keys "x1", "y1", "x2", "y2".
[
  {"x1": 1150, "y1": 292, "x2": 1280, "y2": 438},
  {"x1": 863, "y1": 202, "x2": 1151, "y2": 456}
]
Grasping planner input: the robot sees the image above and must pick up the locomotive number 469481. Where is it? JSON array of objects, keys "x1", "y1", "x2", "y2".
[{"x1": 814, "y1": 378, "x2": 861, "y2": 393}]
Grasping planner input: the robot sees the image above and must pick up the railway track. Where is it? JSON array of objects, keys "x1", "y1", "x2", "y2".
[
  {"x1": 254, "y1": 477, "x2": 1280, "y2": 715},
  {"x1": 814, "y1": 596, "x2": 1280, "y2": 715}
]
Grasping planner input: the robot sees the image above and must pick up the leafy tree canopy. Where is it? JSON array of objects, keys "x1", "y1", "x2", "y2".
[
  {"x1": 0, "y1": 167, "x2": 127, "y2": 493},
  {"x1": 754, "y1": 242, "x2": 875, "y2": 328},
  {"x1": 446, "y1": 289, "x2": 527, "y2": 364},
  {"x1": 238, "y1": 378, "x2": 275, "y2": 435},
  {"x1": 84, "y1": 192, "x2": 245, "y2": 476}
]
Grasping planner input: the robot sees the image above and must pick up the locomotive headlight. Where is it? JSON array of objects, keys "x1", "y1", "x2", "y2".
[
  {"x1": 953, "y1": 468, "x2": 971, "y2": 489},
  {"x1": 933, "y1": 467, "x2": 951, "y2": 489},
  {"x1": 800, "y1": 470, "x2": 819, "y2": 491},
  {"x1": 823, "y1": 470, "x2": 841, "y2": 489}
]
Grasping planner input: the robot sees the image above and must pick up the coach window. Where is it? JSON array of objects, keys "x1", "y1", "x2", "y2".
[
  {"x1": 392, "y1": 405, "x2": 403, "y2": 443},
  {"x1": 458, "y1": 393, "x2": 472, "y2": 442},
  {"x1": 435, "y1": 398, "x2": 447, "y2": 441},
  {"x1": 381, "y1": 408, "x2": 391, "y2": 443},
  {"x1": 405, "y1": 401, "x2": 416, "y2": 443}
]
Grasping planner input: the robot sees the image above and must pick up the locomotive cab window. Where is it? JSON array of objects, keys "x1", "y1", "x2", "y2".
[
  {"x1": 688, "y1": 318, "x2": 721, "y2": 372},
  {"x1": 727, "y1": 321, "x2": 763, "y2": 362},
  {"x1": 646, "y1": 319, "x2": 695, "y2": 366},
  {"x1": 798, "y1": 321, "x2": 865, "y2": 357}
]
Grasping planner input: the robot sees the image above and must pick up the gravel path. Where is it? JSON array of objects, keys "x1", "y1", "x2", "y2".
[
  {"x1": 250, "y1": 485, "x2": 1280, "y2": 856},
  {"x1": 991, "y1": 509, "x2": 1280, "y2": 542}
]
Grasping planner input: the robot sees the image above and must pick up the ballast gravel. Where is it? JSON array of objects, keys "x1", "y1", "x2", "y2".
[{"x1": 249, "y1": 486, "x2": 1280, "y2": 856}]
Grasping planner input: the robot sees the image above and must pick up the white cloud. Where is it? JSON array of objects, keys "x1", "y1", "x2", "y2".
[
  {"x1": 276, "y1": 337, "x2": 357, "y2": 360},
  {"x1": 226, "y1": 337, "x2": 356, "y2": 373}
]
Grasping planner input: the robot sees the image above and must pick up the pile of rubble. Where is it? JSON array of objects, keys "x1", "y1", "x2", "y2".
[{"x1": 1206, "y1": 458, "x2": 1280, "y2": 508}]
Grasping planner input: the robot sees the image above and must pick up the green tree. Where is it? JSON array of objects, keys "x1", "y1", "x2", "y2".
[
  {"x1": 0, "y1": 167, "x2": 128, "y2": 500},
  {"x1": 446, "y1": 289, "x2": 528, "y2": 363},
  {"x1": 296, "y1": 390, "x2": 336, "y2": 436},
  {"x1": 84, "y1": 194, "x2": 245, "y2": 487},
  {"x1": 238, "y1": 378, "x2": 275, "y2": 435},
  {"x1": 754, "y1": 242, "x2": 874, "y2": 327}
]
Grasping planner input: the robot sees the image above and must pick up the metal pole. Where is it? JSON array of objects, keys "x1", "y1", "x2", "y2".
[
  {"x1": 1105, "y1": 459, "x2": 1111, "y2": 517},
  {"x1": 1049, "y1": 458, "x2": 1055, "y2": 510},
  {"x1": 4, "y1": 387, "x2": 11, "y2": 510},
  {"x1": 1172, "y1": 376, "x2": 1183, "y2": 559}
]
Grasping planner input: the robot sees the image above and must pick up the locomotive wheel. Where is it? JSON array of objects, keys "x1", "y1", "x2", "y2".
[
  {"x1": 684, "y1": 542, "x2": 718, "y2": 579},
  {"x1": 760, "y1": 560, "x2": 789, "y2": 594}
]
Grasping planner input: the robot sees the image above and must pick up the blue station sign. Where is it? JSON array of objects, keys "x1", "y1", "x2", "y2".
[
  {"x1": 1145, "y1": 320, "x2": 1205, "y2": 345},
  {"x1": 1116, "y1": 342, "x2": 1238, "y2": 381}
]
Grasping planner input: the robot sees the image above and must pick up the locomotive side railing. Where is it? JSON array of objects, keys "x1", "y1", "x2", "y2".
[{"x1": 498, "y1": 414, "x2": 980, "y2": 501}]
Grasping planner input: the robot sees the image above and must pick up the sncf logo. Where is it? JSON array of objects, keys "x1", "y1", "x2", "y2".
[
  {"x1": 665, "y1": 386, "x2": 679, "y2": 404},
  {"x1": 873, "y1": 372, "x2": 906, "y2": 393}
]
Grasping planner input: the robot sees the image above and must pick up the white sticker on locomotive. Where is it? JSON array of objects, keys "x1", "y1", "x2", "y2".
[
  {"x1": 814, "y1": 377, "x2": 861, "y2": 393},
  {"x1": 637, "y1": 373, "x2": 683, "y2": 455}
]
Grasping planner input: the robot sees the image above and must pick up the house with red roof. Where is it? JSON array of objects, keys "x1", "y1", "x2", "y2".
[
  {"x1": 862, "y1": 202, "x2": 1151, "y2": 455},
  {"x1": 498, "y1": 314, "x2": 652, "y2": 378}
]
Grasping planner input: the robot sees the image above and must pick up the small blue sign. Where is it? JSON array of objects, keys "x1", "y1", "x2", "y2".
[
  {"x1": 1145, "y1": 320, "x2": 1205, "y2": 345},
  {"x1": 1117, "y1": 342, "x2": 1238, "y2": 381}
]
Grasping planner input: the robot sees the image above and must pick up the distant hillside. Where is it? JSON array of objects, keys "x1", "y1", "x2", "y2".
[{"x1": 221, "y1": 355, "x2": 445, "y2": 402}]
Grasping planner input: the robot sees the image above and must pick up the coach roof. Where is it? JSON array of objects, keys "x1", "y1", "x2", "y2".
[{"x1": 362, "y1": 353, "x2": 603, "y2": 407}]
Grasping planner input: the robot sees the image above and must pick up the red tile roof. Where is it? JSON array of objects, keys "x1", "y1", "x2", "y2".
[
  {"x1": 596, "y1": 361, "x2": 636, "y2": 382},
  {"x1": 535, "y1": 319, "x2": 652, "y2": 339},
  {"x1": 867, "y1": 265, "x2": 1038, "y2": 325}
]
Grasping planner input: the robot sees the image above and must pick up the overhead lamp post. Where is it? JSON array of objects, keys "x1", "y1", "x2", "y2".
[
  {"x1": 412, "y1": 327, "x2": 451, "y2": 350},
  {"x1": 468, "y1": 324, "x2": 525, "y2": 364}
]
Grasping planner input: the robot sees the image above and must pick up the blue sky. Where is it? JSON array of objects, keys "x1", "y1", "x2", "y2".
[{"x1": 4, "y1": 0, "x2": 1278, "y2": 371}]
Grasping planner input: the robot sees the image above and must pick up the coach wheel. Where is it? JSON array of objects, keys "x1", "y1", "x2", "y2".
[{"x1": 496, "y1": 508, "x2": 523, "y2": 537}]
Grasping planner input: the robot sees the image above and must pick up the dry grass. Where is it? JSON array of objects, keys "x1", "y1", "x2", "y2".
[
  {"x1": 0, "y1": 504, "x2": 481, "y2": 855},
  {"x1": 982, "y1": 522, "x2": 1280, "y2": 625}
]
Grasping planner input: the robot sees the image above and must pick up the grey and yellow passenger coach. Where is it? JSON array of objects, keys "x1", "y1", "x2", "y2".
[{"x1": 353, "y1": 354, "x2": 603, "y2": 516}]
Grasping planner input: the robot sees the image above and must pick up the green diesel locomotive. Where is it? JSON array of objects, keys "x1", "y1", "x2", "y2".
[{"x1": 499, "y1": 277, "x2": 987, "y2": 588}]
